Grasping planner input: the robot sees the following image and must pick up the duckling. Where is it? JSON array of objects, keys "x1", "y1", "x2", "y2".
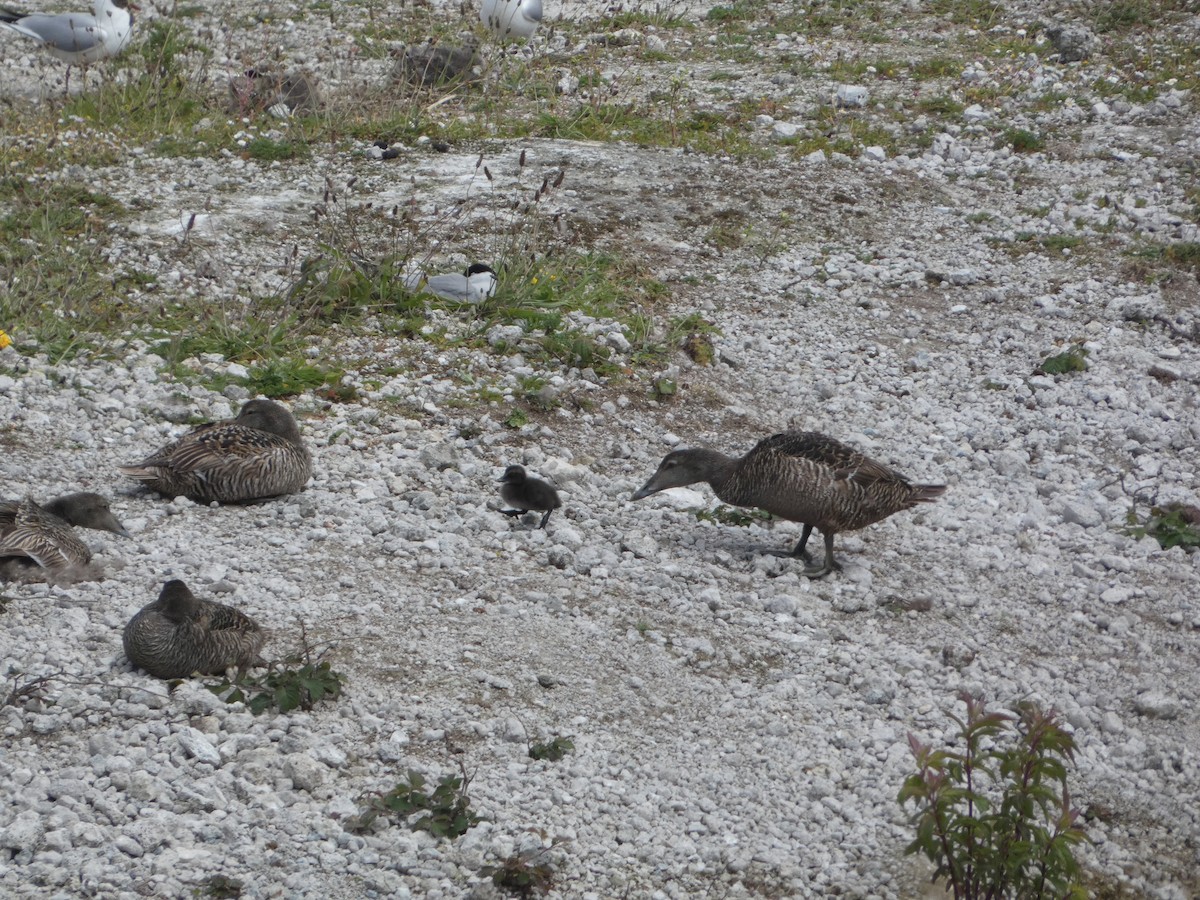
[
  {"x1": 633, "y1": 431, "x2": 946, "y2": 577},
  {"x1": 120, "y1": 399, "x2": 312, "y2": 504},
  {"x1": 0, "y1": 492, "x2": 129, "y2": 575},
  {"x1": 498, "y1": 464, "x2": 561, "y2": 528},
  {"x1": 124, "y1": 580, "x2": 266, "y2": 679},
  {"x1": 392, "y1": 40, "x2": 480, "y2": 87}
]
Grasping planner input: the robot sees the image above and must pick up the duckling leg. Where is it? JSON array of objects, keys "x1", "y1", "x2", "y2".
[
  {"x1": 538, "y1": 510, "x2": 554, "y2": 529},
  {"x1": 500, "y1": 509, "x2": 524, "y2": 518},
  {"x1": 801, "y1": 531, "x2": 839, "y2": 579}
]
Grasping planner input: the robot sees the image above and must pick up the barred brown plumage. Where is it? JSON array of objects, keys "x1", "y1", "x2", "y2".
[
  {"x1": 119, "y1": 399, "x2": 312, "y2": 503},
  {"x1": 0, "y1": 493, "x2": 129, "y2": 574},
  {"x1": 123, "y1": 580, "x2": 266, "y2": 680},
  {"x1": 632, "y1": 431, "x2": 946, "y2": 578}
]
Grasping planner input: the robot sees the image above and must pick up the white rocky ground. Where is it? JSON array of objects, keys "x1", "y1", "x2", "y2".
[{"x1": 2, "y1": 0, "x2": 1199, "y2": 898}]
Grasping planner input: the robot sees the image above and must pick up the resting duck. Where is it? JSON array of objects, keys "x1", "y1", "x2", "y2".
[
  {"x1": 633, "y1": 431, "x2": 946, "y2": 577},
  {"x1": 123, "y1": 580, "x2": 266, "y2": 679},
  {"x1": 0, "y1": 492, "x2": 128, "y2": 575},
  {"x1": 120, "y1": 399, "x2": 312, "y2": 503}
]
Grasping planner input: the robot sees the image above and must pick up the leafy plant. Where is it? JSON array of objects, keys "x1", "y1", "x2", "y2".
[
  {"x1": 480, "y1": 838, "x2": 566, "y2": 897},
  {"x1": 349, "y1": 767, "x2": 480, "y2": 839},
  {"x1": 207, "y1": 628, "x2": 345, "y2": 715},
  {"x1": 528, "y1": 737, "x2": 574, "y2": 762},
  {"x1": 504, "y1": 408, "x2": 530, "y2": 428},
  {"x1": 1036, "y1": 344, "x2": 1088, "y2": 375},
  {"x1": 898, "y1": 693, "x2": 1088, "y2": 900},
  {"x1": 1125, "y1": 504, "x2": 1200, "y2": 552},
  {"x1": 201, "y1": 874, "x2": 244, "y2": 899}
]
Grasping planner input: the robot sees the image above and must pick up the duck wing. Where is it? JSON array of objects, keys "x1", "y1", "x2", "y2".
[
  {"x1": 752, "y1": 431, "x2": 908, "y2": 487},
  {"x1": 0, "y1": 499, "x2": 91, "y2": 569},
  {"x1": 121, "y1": 423, "x2": 310, "y2": 502}
]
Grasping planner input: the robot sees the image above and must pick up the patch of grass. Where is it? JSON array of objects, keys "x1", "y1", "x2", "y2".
[
  {"x1": 1036, "y1": 344, "x2": 1089, "y2": 375},
  {"x1": 349, "y1": 768, "x2": 480, "y2": 839},
  {"x1": 0, "y1": 181, "x2": 133, "y2": 361},
  {"x1": 504, "y1": 408, "x2": 530, "y2": 428},
  {"x1": 899, "y1": 692, "x2": 1088, "y2": 899},
  {"x1": 997, "y1": 128, "x2": 1044, "y2": 153},
  {"x1": 927, "y1": 0, "x2": 1003, "y2": 26},
  {"x1": 912, "y1": 57, "x2": 962, "y2": 79},
  {"x1": 243, "y1": 137, "x2": 309, "y2": 162},
  {"x1": 917, "y1": 95, "x2": 965, "y2": 118},
  {"x1": 1125, "y1": 505, "x2": 1200, "y2": 552}
]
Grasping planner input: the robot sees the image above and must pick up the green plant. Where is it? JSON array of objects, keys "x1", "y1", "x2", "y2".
[
  {"x1": 350, "y1": 767, "x2": 480, "y2": 839},
  {"x1": 1125, "y1": 505, "x2": 1200, "y2": 551},
  {"x1": 480, "y1": 838, "x2": 565, "y2": 897},
  {"x1": 207, "y1": 630, "x2": 345, "y2": 715},
  {"x1": 1036, "y1": 344, "x2": 1088, "y2": 375},
  {"x1": 201, "y1": 874, "x2": 244, "y2": 899},
  {"x1": 898, "y1": 693, "x2": 1088, "y2": 900},
  {"x1": 504, "y1": 408, "x2": 530, "y2": 428},
  {"x1": 528, "y1": 737, "x2": 574, "y2": 762},
  {"x1": 998, "y1": 128, "x2": 1045, "y2": 153}
]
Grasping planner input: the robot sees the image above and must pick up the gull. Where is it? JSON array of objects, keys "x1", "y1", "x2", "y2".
[
  {"x1": 405, "y1": 263, "x2": 497, "y2": 304},
  {"x1": 479, "y1": 0, "x2": 542, "y2": 41},
  {"x1": 0, "y1": 0, "x2": 137, "y2": 89}
]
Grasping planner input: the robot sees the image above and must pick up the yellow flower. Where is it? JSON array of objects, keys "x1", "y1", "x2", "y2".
[
  {"x1": 531, "y1": 277, "x2": 539, "y2": 285},
  {"x1": 0, "y1": 329, "x2": 11, "y2": 350}
]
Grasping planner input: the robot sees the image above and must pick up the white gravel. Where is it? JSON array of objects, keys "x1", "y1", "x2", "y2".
[{"x1": 2, "y1": 0, "x2": 1200, "y2": 897}]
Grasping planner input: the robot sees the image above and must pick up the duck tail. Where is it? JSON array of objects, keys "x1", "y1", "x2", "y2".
[{"x1": 911, "y1": 483, "x2": 947, "y2": 503}]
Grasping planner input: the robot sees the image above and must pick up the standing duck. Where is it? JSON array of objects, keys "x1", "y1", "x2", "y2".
[
  {"x1": 0, "y1": 492, "x2": 129, "y2": 575},
  {"x1": 498, "y1": 464, "x2": 561, "y2": 528},
  {"x1": 632, "y1": 431, "x2": 946, "y2": 577},
  {"x1": 123, "y1": 580, "x2": 266, "y2": 679},
  {"x1": 120, "y1": 399, "x2": 312, "y2": 504}
]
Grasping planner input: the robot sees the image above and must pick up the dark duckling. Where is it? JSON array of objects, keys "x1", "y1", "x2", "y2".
[
  {"x1": 633, "y1": 431, "x2": 946, "y2": 578},
  {"x1": 123, "y1": 580, "x2": 266, "y2": 679},
  {"x1": 498, "y1": 464, "x2": 561, "y2": 529},
  {"x1": 0, "y1": 492, "x2": 129, "y2": 574},
  {"x1": 120, "y1": 399, "x2": 312, "y2": 504}
]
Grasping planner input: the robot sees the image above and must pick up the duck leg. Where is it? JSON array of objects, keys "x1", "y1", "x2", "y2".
[
  {"x1": 790, "y1": 524, "x2": 814, "y2": 562},
  {"x1": 538, "y1": 510, "x2": 554, "y2": 529},
  {"x1": 500, "y1": 509, "x2": 524, "y2": 518},
  {"x1": 801, "y1": 531, "x2": 839, "y2": 579}
]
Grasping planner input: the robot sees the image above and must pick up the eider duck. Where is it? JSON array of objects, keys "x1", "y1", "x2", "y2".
[
  {"x1": 632, "y1": 431, "x2": 946, "y2": 577},
  {"x1": 120, "y1": 399, "x2": 312, "y2": 504},
  {"x1": 498, "y1": 464, "x2": 561, "y2": 528},
  {"x1": 0, "y1": 493, "x2": 129, "y2": 574},
  {"x1": 123, "y1": 580, "x2": 266, "y2": 679}
]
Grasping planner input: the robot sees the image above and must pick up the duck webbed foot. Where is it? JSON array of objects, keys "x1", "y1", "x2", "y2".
[{"x1": 800, "y1": 531, "x2": 839, "y2": 579}]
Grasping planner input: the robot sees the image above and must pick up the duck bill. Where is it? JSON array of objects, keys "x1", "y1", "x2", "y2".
[{"x1": 631, "y1": 480, "x2": 661, "y2": 501}]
